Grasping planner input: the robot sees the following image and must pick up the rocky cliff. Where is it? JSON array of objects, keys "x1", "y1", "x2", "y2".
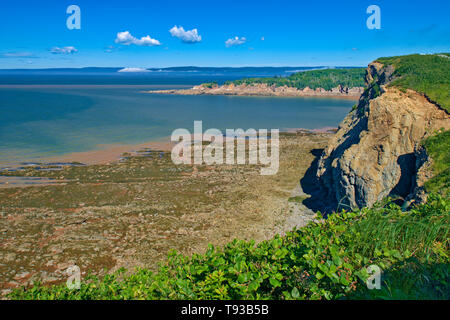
[{"x1": 315, "y1": 60, "x2": 450, "y2": 210}]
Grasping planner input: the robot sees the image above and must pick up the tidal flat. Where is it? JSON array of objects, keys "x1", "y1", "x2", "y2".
[{"x1": 0, "y1": 132, "x2": 331, "y2": 294}]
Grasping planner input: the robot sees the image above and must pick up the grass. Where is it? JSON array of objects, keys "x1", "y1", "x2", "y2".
[
  {"x1": 351, "y1": 198, "x2": 449, "y2": 258},
  {"x1": 9, "y1": 194, "x2": 449, "y2": 300},
  {"x1": 422, "y1": 129, "x2": 450, "y2": 196},
  {"x1": 349, "y1": 259, "x2": 449, "y2": 299},
  {"x1": 376, "y1": 53, "x2": 450, "y2": 112},
  {"x1": 287, "y1": 196, "x2": 308, "y2": 203}
]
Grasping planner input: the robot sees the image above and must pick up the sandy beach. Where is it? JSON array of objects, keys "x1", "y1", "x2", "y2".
[
  {"x1": 44, "y1": 139, "x2": 175, "y2": 166},
  {"x1": 7, "y1": 127, "x2": 336, "y2": 168}
]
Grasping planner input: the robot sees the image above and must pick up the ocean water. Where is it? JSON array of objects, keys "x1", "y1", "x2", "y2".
[
  {"x1": 0, "y1": 69, "x2": 356, "y2": 166},
  {"x1": 0, "y1": 66, "x2": 325, "y2": 85}
]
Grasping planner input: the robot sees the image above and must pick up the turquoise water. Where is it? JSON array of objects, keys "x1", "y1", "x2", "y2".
[{"x1": 0, "y1": 86, "x2": 355, "y2": 166}]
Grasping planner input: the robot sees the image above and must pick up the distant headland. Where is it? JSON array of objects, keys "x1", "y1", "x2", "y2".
[{"x1": 146, "y1": 68, "x2": 366, "y2": 98}]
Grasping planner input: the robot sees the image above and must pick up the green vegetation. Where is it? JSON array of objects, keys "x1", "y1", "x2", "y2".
[
  {"x1": 423, "y1": 129, "x2": 450, "y2": 196},
  {"x1": 10, "y1": 195, "x2": 449, "y2": 300},
  {"x1": 288, "y1": 196, "x2": 308, "y2": 203},
  {"x1": 377, "y1": 53, "x2": 450, "y2": 112},
  {"x1": 201, "y1": 82, "x2": 218, "y2": 88},
  {"x1": 224, "y1": 68, "x2": 366, "y2": 91}
]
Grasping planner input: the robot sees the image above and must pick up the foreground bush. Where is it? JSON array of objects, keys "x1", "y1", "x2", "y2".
[{"x1": 10, "y1": 195, "x2": 449, "y2": 300}]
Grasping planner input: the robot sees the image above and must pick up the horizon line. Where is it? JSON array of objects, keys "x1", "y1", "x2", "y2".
[{"x1": 0, "y1": 65, "x2": 367, "y2": 71}]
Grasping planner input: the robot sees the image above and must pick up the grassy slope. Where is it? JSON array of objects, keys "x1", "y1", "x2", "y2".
[
  {"x1": 376, "y1": 53, "x2": 450, "y2": 113},
  {"x1": 225, "y1": 68, "x2": 366, "y2": 91},
  {"x1": 423, "y1": 130, "x2": 450, "y2": 196}
]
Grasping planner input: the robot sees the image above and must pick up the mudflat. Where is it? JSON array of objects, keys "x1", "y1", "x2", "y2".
[{"x1": 0, "y1": 132, "x2": 331, "y2": 294}]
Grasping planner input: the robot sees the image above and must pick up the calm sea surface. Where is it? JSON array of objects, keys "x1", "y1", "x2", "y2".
[{"x1": 0, "y1": 70, "x2": 356, "y2": 166}]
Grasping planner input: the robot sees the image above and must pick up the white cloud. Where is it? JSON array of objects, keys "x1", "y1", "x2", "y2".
[
  {"x1": 104, "y1": 45, "x2": 117, "y2": 53},
  {"x1": 1, "y1": 52, "x2": 35, "y2": 58},
  {"x1": 169, "y1": 26, "x2": 202, "y2": 43},
  {"x1": 50, "y1": 46, "x2": 78, "y2": 54},
  {"x1": 115, "y1": 31, "x2": 161, "y2": 46},
  {"x1": 225, "y1": 36, "x2": 247, "y2": 47},
  {"x1": 118, "y1": 67, "x2": 150, "y2": 73}
]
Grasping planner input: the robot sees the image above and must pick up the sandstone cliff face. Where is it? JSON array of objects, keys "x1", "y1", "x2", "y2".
[{"x1": 315, "y1": 62, "x2": 450, "y2": 210}]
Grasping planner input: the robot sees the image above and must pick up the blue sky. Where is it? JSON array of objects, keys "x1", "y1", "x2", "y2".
[{"x1": 0, "y1": 0, "x2": 449, "y2": 68}]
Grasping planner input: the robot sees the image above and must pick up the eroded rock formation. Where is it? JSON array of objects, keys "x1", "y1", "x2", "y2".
[{"x1": 315, "y1": 62, "x2": 449, "y2": 210}]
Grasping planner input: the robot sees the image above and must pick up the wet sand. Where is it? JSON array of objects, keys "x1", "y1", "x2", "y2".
[
  {"x1": 38, "y1": 127, "x2": 336, "y2": 166},
  {"x1": 44, "y1": 139, "x2": 175, "y2": 166},
  {"x1": 0, "y1": 176, "x2": 68, "y2": 189},
  {"x1": 0, "y1": 128, "x2": 335, "y2": 189}
]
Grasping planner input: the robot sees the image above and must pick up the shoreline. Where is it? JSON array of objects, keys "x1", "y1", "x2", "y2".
[
  {"x1": 43, "y1": 139, "x2": 175, "y2": 166},
  {"x1": 0, "y1": 138, "x2": 173, "y2": 188},
  {"x1": 0, "y1": 127, "x2": 337, "y2": 178},
  {"x1": 32, "y1": 127, "x2": 337, "y2": 166},
  {"x1": 0, "y1": 138, "x2": 174, "y2": 171},
  {"x1": 146, "y1": 83, "x2": 364, "y2": 100}
]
